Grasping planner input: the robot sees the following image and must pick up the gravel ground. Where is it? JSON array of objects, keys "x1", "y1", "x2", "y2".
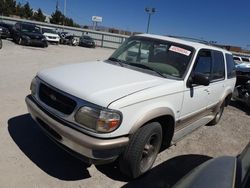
[{"x1": 0, "y1": 40, "x2": 249, "y2": 188}]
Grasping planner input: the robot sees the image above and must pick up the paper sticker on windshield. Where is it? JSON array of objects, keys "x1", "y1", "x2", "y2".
[{"x1": 169, "y1": 46, "x2": 191, "y2": 56}]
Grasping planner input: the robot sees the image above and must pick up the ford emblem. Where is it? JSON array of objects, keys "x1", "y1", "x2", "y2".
[{"x1": 49, "y1": 94, "x2": 57, "y2": 101}]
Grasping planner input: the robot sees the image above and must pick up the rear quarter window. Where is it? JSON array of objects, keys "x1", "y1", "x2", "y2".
[{"x1": 226, "y1": 54, "x2": 236, "y2": 79}]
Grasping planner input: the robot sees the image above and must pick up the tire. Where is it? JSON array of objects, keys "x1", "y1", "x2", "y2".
[
  {"x1": 18, "y1": 37, "x2": 23, "y2": 45},
  {"x1": 43, "y1": 42, "x2": 48, "y2": 48},
  {"x1": 119, "y1": 122, "x2": 162, "y2": 179},
  {"x1": 0, "y1": 39, "x2": 2, "y2": 49},
  {"x1": 208, "y1": 102, "x2": 225, "y2": 125}
]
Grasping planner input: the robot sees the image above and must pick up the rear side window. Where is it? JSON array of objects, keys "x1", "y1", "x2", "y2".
[
  {"x1": 211, "y1": 51, "x2": 225, "y2": 81},
  {"x1": 226, "y1": 54, "x2": 236, "y2": 79},
  {"x1": 233, "y1": 57, "x2": 241, "y2": 61},
  {"x1": 242, "y1": 57, "x2": 249, "y2": 62}
]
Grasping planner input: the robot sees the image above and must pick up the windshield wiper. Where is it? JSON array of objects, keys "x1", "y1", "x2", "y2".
[
  {"x1": 128, "y1": 63, "x2": 167, "y2": 78},
  {"x1": 107, "y1": 57, "x2": 124, "y2": 67}
]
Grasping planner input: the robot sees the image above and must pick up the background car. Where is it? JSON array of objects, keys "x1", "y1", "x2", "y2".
[
  {"x1": 12, "y1": 22, "x2": 48, "y2": 48},
  {"x1": 0, "y1": 22, "x2": 13, "y2": 38},
  {"x1": 0, "y1": 37, "x2": 2, "y2": 49},
  {"x1": 58, "y1": 32, "x2": 79, "y2": 46},
  {"x1": 41, "y1": 27, "x2": 60, "y2": 44},
  {"x1": 79, "y1": 35, "x2": 95, "y2": 48},
  {"x1": 174, "y1": 142, "x2": 250, "y2": 188},
  {"x1": 0, "y1": 26, "x2": 10, "y2": 39}
]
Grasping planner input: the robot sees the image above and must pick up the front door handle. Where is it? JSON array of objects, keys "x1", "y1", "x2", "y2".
[{"x1": 204, "y1": 89, "x2": 210, "y2": 94}]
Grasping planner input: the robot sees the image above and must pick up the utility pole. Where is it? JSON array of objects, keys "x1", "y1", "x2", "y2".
[{"x1": 145, "y1": 7, "x2": 156, "y2": 33}]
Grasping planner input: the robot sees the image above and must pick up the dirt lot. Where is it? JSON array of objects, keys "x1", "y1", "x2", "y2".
[{"x1": 0, "y1": 40, "x2": 250, "y2": 188}]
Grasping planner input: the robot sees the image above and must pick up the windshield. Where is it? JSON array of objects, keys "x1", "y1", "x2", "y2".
[
  {"x1": 109, "y1": 36, "x2": 194, "y2": 78},
  {"x1": 42, "y1": 28, "x2": 57, "y2": 34},
  {"x1": 21, "y1": 24, "x2": 40, "y2": 34},
  {"x1": 81, "y1": 36, "x2": 92, "y2": 40}
]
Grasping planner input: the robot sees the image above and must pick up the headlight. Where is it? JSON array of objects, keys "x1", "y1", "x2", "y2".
[
  {"x1": 23, "y1": 35, "x2": 30, "y2": 40},
  {"x1": 30, "y1": 77, "x2": 37, "y2": 96},
  {"x1": 75, "y1": 106, "x2": 122, "y2": 133}
]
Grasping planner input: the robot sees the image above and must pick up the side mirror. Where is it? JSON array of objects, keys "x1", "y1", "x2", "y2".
[{"x1": 188, "y1": 73, "x2": 210, "y2": 87}]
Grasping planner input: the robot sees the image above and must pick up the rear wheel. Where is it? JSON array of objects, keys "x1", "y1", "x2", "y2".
[
  {"x1": 119, "y1": 122, "x2": 162, "y2": 179},
  {"x1": 208, "y1": 102, "x2": 225, "y2": 125},
  {"x1": 0, "y1": 38, "x2": 2, "y2": 49}
]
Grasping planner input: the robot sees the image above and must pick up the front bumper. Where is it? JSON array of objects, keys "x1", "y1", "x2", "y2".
[
  {"x1": 0, "y1": 31, "x2": 10, "y2": 39},
  {"x1": 79, "y1": 42, "x2": 95, "y2": 48},
  {"x1": 45, "y1": 37, "x2": 60, "y2": 43},
  {"x1": 25, "y1": 95, "x2": 128, "y2": 164},
  {"x1": 24, "y1": 38, "x2": 47, "y2": 47}
]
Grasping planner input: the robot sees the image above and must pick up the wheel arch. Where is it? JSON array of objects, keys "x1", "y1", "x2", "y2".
[
  {"x1": 129, "y1": 107, "x2": 176, "y2": 150},
  {"x1": 220, "y1": 88, "x2": 233, "y2": 107}
]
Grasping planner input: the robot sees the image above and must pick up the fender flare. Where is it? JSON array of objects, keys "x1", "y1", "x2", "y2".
[{"x1": 129, "y1": 107, "x2": 175, "y2": 134}]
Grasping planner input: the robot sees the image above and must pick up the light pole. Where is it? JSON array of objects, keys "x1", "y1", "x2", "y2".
[
  {"x1": 64, "y1": 0, "x2": 67, "y2": 17},
  {"x1": 145, "y1": 7, "x2": 156, "y2": 33},
  {"x1": 63, "y1": 0, "x2": 66, "y2": 30}
]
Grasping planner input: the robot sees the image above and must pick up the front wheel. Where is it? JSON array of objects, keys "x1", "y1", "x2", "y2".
[
  {"x1": 0, "y1": 39, "x2": 2, "y2": 49},
  {"x1": 43, "y1": 42, "x2": 48, "y2": 48},
  {"x1": 119, "y1": 122, "x2": 162, "y2": 179},
  {"x1": 18, "y1": 37, "x2": 23, "y2": 45}
]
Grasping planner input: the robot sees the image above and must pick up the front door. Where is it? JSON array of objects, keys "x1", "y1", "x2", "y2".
[{"x1": 178, "y1": 50, "x2": 212, "y2": 128}]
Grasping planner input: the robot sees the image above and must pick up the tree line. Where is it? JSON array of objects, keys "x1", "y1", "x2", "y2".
[{"x1": 0, "y1": 0, "x2": 80, "y2": 27}]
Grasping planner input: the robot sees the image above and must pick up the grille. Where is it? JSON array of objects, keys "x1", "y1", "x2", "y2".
[{"x1": 39, "y1": 83, "x2": 77, "y2": 115}]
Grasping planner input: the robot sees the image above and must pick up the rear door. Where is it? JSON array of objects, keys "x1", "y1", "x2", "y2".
[{"x1": 207, "y1": 50, "x2": 226, "y2": 109}]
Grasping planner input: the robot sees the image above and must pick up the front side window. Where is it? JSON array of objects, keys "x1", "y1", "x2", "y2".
[
  {"x1": 211, "y1": 51, "x2": 225, "y2": 81},
  {"x1": 193, "y1": 50, "x2": 212, "y2": 78},
  {"x1": 242, "y1": 57, "x2": 250, "y2": 62},
  {"x1": 108, "y1": 37, "x2": 194, "y2": 79}
]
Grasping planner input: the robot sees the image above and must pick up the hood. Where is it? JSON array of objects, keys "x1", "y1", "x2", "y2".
[
  {"x1": 43, "y1": 32, "x2": 59, "y2": 38},
  {"x1": 236, "y1": 63, "x2": 250, "y2": 72},
  {"x1": 22, "y1": 31, "x2": 43, "y2": 39},
  {"x1": 37, "y1": 61, "x2": 165, "y2": 107}
]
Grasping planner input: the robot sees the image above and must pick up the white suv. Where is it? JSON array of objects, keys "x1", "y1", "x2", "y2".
[
  {"x1": 41, "y1": 27, "x2": 60, "y2": 44},
  {"x1": 25, "y1": 34, "x2": 236, "y2": 178}
]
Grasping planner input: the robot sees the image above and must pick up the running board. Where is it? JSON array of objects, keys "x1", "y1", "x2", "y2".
[{"x1": 172, "y1": 115, "x2": 214, "y2": 144}]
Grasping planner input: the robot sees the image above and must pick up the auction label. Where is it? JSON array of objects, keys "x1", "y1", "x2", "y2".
[{"x1": 169, "y1": 46, "x2": 191, "y2": 56}]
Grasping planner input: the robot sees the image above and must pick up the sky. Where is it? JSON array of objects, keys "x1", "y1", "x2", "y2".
[{"x1": 17, "y1": 0, "x2": 250, "y2": 48}]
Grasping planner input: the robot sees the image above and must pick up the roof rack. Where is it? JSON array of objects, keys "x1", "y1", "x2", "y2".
[
  {"x1": 167, "y1": 35, "x2": 209, "y2": 44},
  {"x1": 167, "y1": 35, "x2": 220, "y2": 47}
]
